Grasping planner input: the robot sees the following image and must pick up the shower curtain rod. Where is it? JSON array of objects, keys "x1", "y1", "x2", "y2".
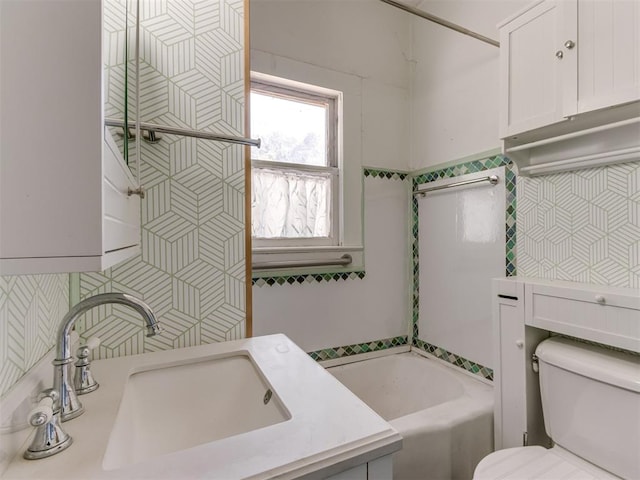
[{"x1": 379, "y1": 0, "x2": 500, "y2": 48}]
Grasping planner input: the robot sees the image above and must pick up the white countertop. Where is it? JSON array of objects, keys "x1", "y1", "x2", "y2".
[{"x1": 3, "y1": 334, "x2": 401, "y2": 479}]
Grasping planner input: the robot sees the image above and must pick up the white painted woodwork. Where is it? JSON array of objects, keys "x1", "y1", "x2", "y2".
[
  {"x1": 325, "y1": 464, "x2": 368, "y2": 480},
  {"x1": 102, "y1": 134, "x2": 140, "y2": 254},
  {"x1": 0, "y1": 0, "x2": 140, "y2": 275},
  {"x1": 492, "y1": 277, "x2": 640, "y2": 452},
  {"x1": 525, "y1": 282, "x2": 640, "y2": 352},
  {"x1": 492, "y1": 279, "x2": 548, "y2": 450},
  {"x1": 366, "y1": 455, "x2": 393, "y2": 480},
  {"x1": 499, "y1": 0, "x2": 640, "y2": 139},
  {"x1": 499, "y1": 1, "x2": 566, "y2": 138},
  {"x1": 577, "y1": 0, "x2": 640, "y2": 114},
  {"x1": 324, "y1": 455, "x2": 394, "y2": 480}
]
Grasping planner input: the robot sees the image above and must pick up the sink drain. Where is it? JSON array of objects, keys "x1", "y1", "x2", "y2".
[{"x1": 263, "y1": 389, "x2": 272, "y2": 405}]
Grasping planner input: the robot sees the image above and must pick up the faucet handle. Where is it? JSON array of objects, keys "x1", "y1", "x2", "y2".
[
  {"x1": 73, "y1": 337, "x2": 100, "y2": 395},
  {"x1": 24, "y1": 389, "x2": 73, "y2": 460},
  {"x1": 27, "y1": 390, "x2": 56, "y2": 427},
  {"x1": 84, "y1": 336, "x2": 101, "y2": 351}
]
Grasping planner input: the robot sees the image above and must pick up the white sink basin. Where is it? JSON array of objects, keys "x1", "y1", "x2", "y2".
[
  {"x1": 3, "y1": 335, "x2": 401, "y2": 479},
  {"x1": 103, "y1": 352, "x2": 290, "y2": 470}
]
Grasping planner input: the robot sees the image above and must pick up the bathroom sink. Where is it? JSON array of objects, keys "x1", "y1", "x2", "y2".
[
  {"x1": 4, "y1": 335, "x2": 401, "y2": 479},
  {"x1": 102, "y1": 352, "x2": 290, "y2": 470}
]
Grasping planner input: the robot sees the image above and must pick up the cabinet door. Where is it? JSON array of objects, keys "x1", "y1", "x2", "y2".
[
  {"x1": 493, "y1": 296, "x2": 527, "y2": 449},
  {"x1": 577, "y1": 0, "x2": 640, "y2": 114},
  {"x1": 500, "y1": 1, "x2": 570, "y2": 138}
]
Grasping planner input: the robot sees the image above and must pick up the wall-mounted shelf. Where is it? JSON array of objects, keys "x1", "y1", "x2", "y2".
[{"x1": 504, "y1": 110, "x2": 640, "y2": 176}]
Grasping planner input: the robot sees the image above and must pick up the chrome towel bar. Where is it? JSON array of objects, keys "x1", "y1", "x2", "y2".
[
  {"x1": 253, "y1": 254, "x2": 352, "y2": 271},
  {"x1": 105, "y1": 118, "x2": 261, "y2": 148},
  {"x1": 414, "y1": 175, "x2": 499, "y2": 197}
]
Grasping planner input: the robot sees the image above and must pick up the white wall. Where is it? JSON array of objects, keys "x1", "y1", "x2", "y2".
[
  {"x1": 251, "y1": 0, "x2": 412, "y2": 171},
  {"x1": 410, "y1": 0, "x2": 530, "y2": 169},
  {"x1": 254, "y1": 177, "x2": 410, "y2": 351},
  {"x1": 250, "y1": 0, "x2": 413, "y2": 351}
]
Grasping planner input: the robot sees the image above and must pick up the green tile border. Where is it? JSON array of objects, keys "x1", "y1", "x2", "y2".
[
  {"x1": 363, "y1": 168, "x2": 409, "y2": 180},
  {"x1": 252, "y1": 271, "x2": 365, "y2": 286},
  {"x1": 413, "y1": 338, "x2": 494, "y2": 381},
  {"x1": 308, "y1": 335, "x2": 409, "y2": 361},
  {"x1": 411, "y1": 154, "x2": 516, "y2": 379}
]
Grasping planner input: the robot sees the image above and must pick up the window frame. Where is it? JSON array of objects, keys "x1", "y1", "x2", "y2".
[{"x1": 250, "y1": 77, "x2": 342, "y2": 249}]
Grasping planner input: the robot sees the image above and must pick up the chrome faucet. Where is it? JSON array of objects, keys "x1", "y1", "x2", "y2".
[
  {"x1": 24, "y1": 293, "x2": 162, "y2": 460},
  {"x1": 54, "y1": 293, "x2": 163, "y2": 421}
]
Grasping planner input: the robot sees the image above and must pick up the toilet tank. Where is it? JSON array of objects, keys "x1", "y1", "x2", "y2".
[{"x1": 536, "y1": 337, "x2": 640, "y2": 480}]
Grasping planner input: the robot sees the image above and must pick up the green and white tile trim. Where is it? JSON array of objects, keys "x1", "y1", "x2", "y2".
[
  {"x1": 252, "y1": 271, "x2": 365, "y2": 286},
  {"x1": 252, "y1": 167, "x2": 409, "y2": 286},
  {"x1": 363, "y1": 168, "x2": 409, "y2": 181},
  {"x1": 413, "y1": 338, "x2": 494, "y2": 380},
  {"x1": 410, "y1": 153, "x2": 517, "y2": 381},
  {"x1": 308, "y1": 336, "x2": 409, "y2": 361}
]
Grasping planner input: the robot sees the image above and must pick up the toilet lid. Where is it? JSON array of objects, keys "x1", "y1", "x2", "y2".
[{"x1": 473, "y1": 446, "x2": 619, "y2": 480}]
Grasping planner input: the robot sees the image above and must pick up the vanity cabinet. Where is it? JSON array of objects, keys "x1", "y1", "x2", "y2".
[
  {"x1": 325, "y1": 455, "x2": 393, "y2": 480},
  {"x1": 0, "y1": 0, "x2": 140, "y2": 275},
  {"x1": 499, "y1": 0, "x2": 640, "y2": 139}
]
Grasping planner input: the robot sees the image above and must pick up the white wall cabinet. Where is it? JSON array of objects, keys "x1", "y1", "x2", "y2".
[
  {"x1": 499, "y1": 0, "x2": 640, "y2": 140},
  {"x1": 0, "y1": 0, "x2": 140, "y2": 275}
]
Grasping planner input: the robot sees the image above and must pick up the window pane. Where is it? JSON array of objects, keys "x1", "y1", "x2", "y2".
[
  {"x1": 250, "y1": 91, "x2": 327, "y2": 167},
  {"x1": 252, "y1": 168, "x2": 332, "y2": 239}
]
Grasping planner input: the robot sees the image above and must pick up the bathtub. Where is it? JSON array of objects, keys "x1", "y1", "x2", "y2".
[{"x1": 327, "y1": 352, "x2": 493, "y2": 480}]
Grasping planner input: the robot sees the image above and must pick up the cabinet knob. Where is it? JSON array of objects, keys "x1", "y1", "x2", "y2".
[
  {"x1": 515, "y1": 340, "x2": 524, "y2": 349},
  {"x1": 564, "y1": 40, "x2": 576, "y2": 49},
  {"x1": 595, "y1": 295, "x2": 606, "y2": 304},
  {"x1": 555, "y1": 50, "x2": 564, "y2": 59},
  {"x1": 128, "y1": 186, "x2": 146, "y2": 199}
]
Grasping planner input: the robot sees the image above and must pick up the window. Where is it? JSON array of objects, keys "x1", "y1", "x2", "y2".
[{"x1": 250, "y1": 76, "x2": 340, "y2": 249}]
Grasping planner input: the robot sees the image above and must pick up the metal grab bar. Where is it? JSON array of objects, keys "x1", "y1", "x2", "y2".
[
  {"x1": 414, "y1": 175, "x2": 499, "y2": 197},
  {"x1": 379, "y1": 0, "x2": 500, "y2": 48},
  {"x1": 252, "y1": 254, "x2": 352, "y2": 271},
  {"x1": 105, "y1": 118, "x2": 261, "y2": 148}
]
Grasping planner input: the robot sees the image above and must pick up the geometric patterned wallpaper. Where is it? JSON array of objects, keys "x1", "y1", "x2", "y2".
[
  {"x1": 0, "y1": 275, "x2": 69, "y2": 397},
  {"x1": 518, "y1": 161, "x2": 640, "y2": 288},
  {"x1": 76, "y1": 0, "x2": 247, "y2": 360}
]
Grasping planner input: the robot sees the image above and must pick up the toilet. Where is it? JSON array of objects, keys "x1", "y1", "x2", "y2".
[{"x1": 474, "y1": 337, "x2": 640, "y2": 480}]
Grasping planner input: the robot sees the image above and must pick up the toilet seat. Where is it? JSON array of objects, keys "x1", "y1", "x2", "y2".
[{"x1": 473, "y1": 446, "x2": 620, "y2": 480}]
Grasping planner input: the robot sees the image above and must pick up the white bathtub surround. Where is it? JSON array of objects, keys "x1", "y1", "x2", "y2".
[
  {"x1": 254, "y1": 172, "x2": 411, "y2": 353},
  {"x1": 329, "y1": 351, "x2": 493, "y2": 480},
  {"x1": 3, "y1": 334, "x2": 401, "y2": 479},
  {"x1": 416, "y1": 166, "x2": 507, "y2": 371}
]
